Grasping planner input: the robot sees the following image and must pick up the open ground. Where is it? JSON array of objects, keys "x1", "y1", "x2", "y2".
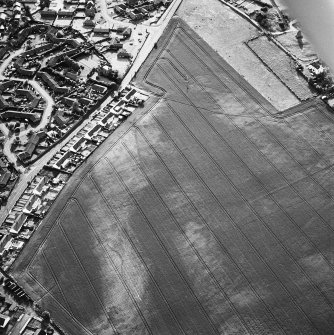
[
  {"x1": 177, "y1": 0, "x2": 301, "y2": 111},
  {"x1": 10, "y1": 18, "x2": 334, "y2": 335}
]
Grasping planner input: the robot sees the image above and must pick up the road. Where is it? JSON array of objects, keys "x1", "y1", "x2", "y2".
[
  {"x1": 95, "y1": 0, "x2": 183, "y2": 89},
  {"x1": 0, "y1": 76, "x2": 54, "y2": 173},
  {"x1": 0, "y1": 0, "x2": 182, "y2": 223}
]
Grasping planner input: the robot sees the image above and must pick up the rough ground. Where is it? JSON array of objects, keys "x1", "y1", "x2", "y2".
[
  {"x1": 11, "y1": 19, "x2": 334, "y2": 335},
  {"x1": 177, "y1": 0, "x2": 301, "y2": 110}
]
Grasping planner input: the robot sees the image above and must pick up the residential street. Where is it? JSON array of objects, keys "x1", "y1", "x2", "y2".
[{"x1": 0, "y1": 0, "x2": 182, "y2": 223}]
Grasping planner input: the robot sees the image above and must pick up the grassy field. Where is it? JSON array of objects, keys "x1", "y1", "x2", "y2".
[
  {"x1": 177, "y1": 0, "x2": 301, "y2": 111},
  {"x1": 11, "y1": 19, "x2": 334, "y2": 335}
]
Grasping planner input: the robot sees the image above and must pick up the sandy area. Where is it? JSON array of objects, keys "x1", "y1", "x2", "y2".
[{"x1": 177, "y1": 0, "x2": 300, "y2": 110}]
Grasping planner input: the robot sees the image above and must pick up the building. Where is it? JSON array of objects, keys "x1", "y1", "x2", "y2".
[
  {"x1": 129, "y1": 10, "x2": 144, "y2": 21},
  {"x1": 9, "y1": 213, "x2": 27, "y2": 235},
  {"x1": 123, "y1": 27, "x2": 132, "y2": 38},
  {"x1": 83, "y1": 18, "x2": 95, "y2": 27},
  {"x1": 58, "y1": 9, "x2": 76, "y2": 17},
  {"x1": 91, "y1": 83, "x2": 107, "y2": 94},
  {"x1": 84, "y1": 123, "x2": 101, "y2": 140},
  {"x1": 33, "y1": 176, "x2": 49, "y2": 196},
  {"x1": 0, "y1": 314, "x2": 10, "y2": 329},
  {"x1": 114, "y1": 4, "x2": 127, "y2": 14},
  {"x1": 53, "y1": 151, "x2": 72, "y2": 170},
  {"x1": 53, "y1": 111, "x2": 70, "y2": 128},
  {"x1": 85, "y1": 5, "x2": 95, "y2": 18},
  {"x1": 126, "y1": 0, "x2": 138, "y2": 6},
  {"x1": 70, "y1": 137, "x2": 87, "y2": 152},
  {"x1": 0, "y1": 80, "x2": 16, "y2": 92},
  {"x1": 1, "y1": 111, "x2": 41, "y2": 123},
  {"x1": 23, "y1": 194, "x2": 39, "y2": 214},
  {"x1": 99, "y1": 110, "x2": 114, "y2": 126},
  {"x1": 0, "y1": 13, "x2": 7, "y2": 24},
  {"x1": 13, "y1": 57, "x2": 36, "y2": 77},
  {"x1": 93, "y1": 27, "x2": 109, "y2": 35},
  {"x1": 117, "y1": 48, "x2": 132, "y2": 59},
  {"x1": 18, "y1": 131, "x2": 45, "y2": 162},
  {"x1": 13, "y1": 2, "x2": 22, "y2": 15},
  {"x1": 0, "y1": 96, "x2": 9, "y2": 110},
  {"x1": 36, "y1": 72, "x2": 69, "y2": 94},
  {"x1": 0, "y1": 170, "x2": 10, "y2": 188},
  {"x1": 109, "y1": 37, "x2": 123, "y2": 51},
  {"x1": 0, "y1": 234, "x2": 11, "y2": 254},
  {"x1": 40, "y1": 8, "x2": 57, "y2": 18},
  {"x1": 16, "y1": 89, "x2": 40, "y2": 108},
  {"x1": 64, "y1": 71, "x2": 80, "y2": 82},
  {"x1": 62, "y1": 97, "x2": 76, "y2": 107}
]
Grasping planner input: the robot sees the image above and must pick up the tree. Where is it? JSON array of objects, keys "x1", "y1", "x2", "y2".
[{"x1": 42, "y1": 310, "x2": 51, "y2": 323}]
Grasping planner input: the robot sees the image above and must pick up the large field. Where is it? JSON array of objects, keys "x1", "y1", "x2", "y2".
[{"x1": 11, "y1": 19, "x2": 334, "y2": 335}]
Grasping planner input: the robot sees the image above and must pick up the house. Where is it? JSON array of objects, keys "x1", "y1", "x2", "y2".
[
  {"x1": 139, "y1": 7, "x2": 148, "y2": 15},
  {"x1": 114, "y1": 4, "x2": 127, "y2": 14},
  {"x1": 36, "y1": 72, "x2": 69, "y2": 94},
  {"x1": 126, "y1": 0, "x2": 138, "y2": 6},
  {"x1": 129, "y1": 10, "x2": 144, "y2": 21},
  {"x1": 99, "y1": 110, "x2": 114, "y2": 126},
  {"x1": 91, "y1": 83, "x2": 107, "y2": 94},
  {"x1": 109, "y1": 38, "x2": 123, "y2": 51},
  {"x1": 1, "y1": 111, "x2": 41, "y2": 123},
  {"x1": 85, "y1": 123, "x2": 101, "y2": 140},
  {"x1": 83, "y1": 18, "x2": 95, "y2": 27},
  {"x1": 62, "y1": 97, "x2": 76, "y2": 107},
  {"x1": 0, "y1": 96, "x2": 9, "y2": 110},
  {"x1": 9, "y1": 213, "x2": 27, "y2": 235},
  {"x1": 23, "y1": 194, "x2": 39, "y2": 214},
  {"x1": 53, "y1": 151, "x2": 72, "y2": 170},
  {"x1": 93, "y1": 27, "x2": 109, "y2": 35},
  {"x1": 14, "y1": 57, "x2": 36, "y2": 77},
  {"x1": 78, "y1": 97, "x2": 93, "y2": 105},
  {"x1": 40, "y1": 8, "x2": 57, "y2": 17},
  {"x1": 0, "y1": 234, "x2": 11, "y2": 253},
  {"x1": 18, "y1": 131, "x2": 45, "y2": 161},
  {"x1": 54, "y1": 111, "x2": 70, "y2": 128},
  {"x1": 0, "y1": 80, "x2": 16, "y2": 92},
  {"x1": 33, "y1": 176, "x2": 49, "y2": 196},
  {"x1": 85, "y1": 6, "x2": 95, "y2": 18},
  {"x1": 70, "y1": 137, "x2": 87, "y2": 152},
  {"x1": 16, "y1": 89, "x2": 40, "y2": 108},
  {"x1": 17, "y1": 151, "x2": 30, "y2": 162},
  {"x1": 0, "y1": 314, "x2": 10, "y2": 329},
  {"x1": 64, "y1": 71, "x2": 80, "y2": 82},
  {"x1": 0, "y1": 171, "x2": 10, "y2": 188},
  {"x1": 0, "y1": 13, "x2": 7, "y2": 24},
  {"x1": 13, "y1": 2, "x2": 22, "y2": 15},
  {"x1": 123, "y1": 27, "x2": 132, "y2": 38},
  {"x1": 58, "y1": 9, "x2": 75, "y2": 17},
  {"x1": 117, "y1": 48, "x2": 132, "y2": 59}
]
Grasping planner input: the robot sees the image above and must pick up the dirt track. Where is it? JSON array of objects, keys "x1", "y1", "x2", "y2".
[{"x1": 10, "y1": 19, "x2": 334, "y2": 335}]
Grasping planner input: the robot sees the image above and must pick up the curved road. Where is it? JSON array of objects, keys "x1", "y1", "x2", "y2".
[
  {"x1": 0, "y1": 0, "x2": 182, "y2": 220},
  {"x1": 0, "y1": 51, "x2": 54, "y2": 172}
]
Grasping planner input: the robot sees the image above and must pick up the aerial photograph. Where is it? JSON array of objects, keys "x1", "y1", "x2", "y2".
[{"x1": 0, "y1": 0, "x2": 333, "y2": 334}]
